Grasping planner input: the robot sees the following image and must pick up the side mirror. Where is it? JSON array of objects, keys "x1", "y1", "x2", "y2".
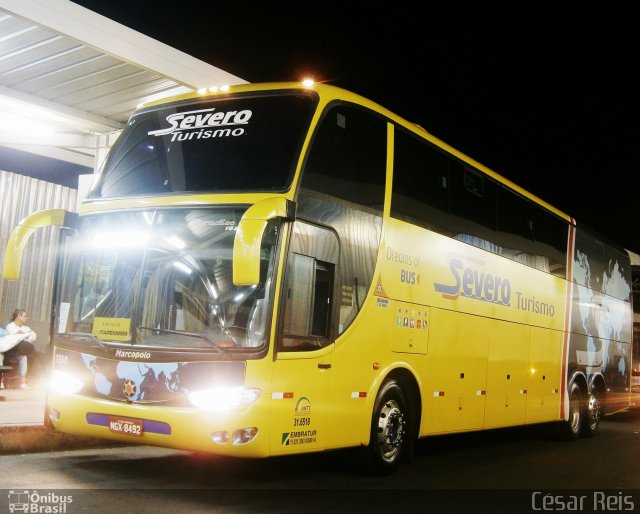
[
  {"x1": 233, "y1": 198, "x2": 295, "y2": 285},
  {"x1": 3, "y1": 209, "x2": 78, "y2": 280}
]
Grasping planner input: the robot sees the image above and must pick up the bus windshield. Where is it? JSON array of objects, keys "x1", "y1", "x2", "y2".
[
  {"x1": 56, "y1": 208, "x2": 279, "y2": 350},
  {"x1": 88, "y1": 91, "x2": 317, "y2": 198}
]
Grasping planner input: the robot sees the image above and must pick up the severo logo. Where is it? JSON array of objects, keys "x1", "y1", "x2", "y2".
[
  {"x1": 148, "y1": 107, "x2": 252, "y2": 137},
  {"x1": 434, "y1": 255, "x2": 511, "y2": 306}
]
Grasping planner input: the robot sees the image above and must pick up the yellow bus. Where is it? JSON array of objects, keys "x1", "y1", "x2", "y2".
[{"x1": 4, "y1": 82, "x2": 633, "y2": 474}]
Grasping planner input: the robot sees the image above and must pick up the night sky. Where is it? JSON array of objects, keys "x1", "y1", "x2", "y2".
[{"x1": 71, "y1": 2, "x2": 640, "y2": 253}]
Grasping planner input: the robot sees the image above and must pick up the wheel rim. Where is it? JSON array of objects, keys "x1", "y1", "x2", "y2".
[
  {"x1": 587, "y1": 392, "x2": 601, "y2": 429},
  {"x1": 376, "y1": 399, "x2": 406, "y2": 463},
  {"x1": 569, "y1": 388, "x2": 581, "y2": 434}
]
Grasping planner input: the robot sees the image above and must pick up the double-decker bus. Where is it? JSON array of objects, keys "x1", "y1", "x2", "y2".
[{"x1": 3, "y1": 82, "x2": 633, "y2": 474}]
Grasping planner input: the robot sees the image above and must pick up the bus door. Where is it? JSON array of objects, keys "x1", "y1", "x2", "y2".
[{"x1": 271, "y1": 221, "x2": 339, "y2": 454}]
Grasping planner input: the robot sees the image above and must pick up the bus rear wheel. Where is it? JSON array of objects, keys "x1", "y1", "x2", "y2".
[
  {"x1": 362, "y1": 379, "x2": 410, "y2": 475},
  {"x1": 582, "y1": 387, "x2": 602, "y2": 437},
  {"x1": 560, "y1": 381, "x2": 584, "y2": 441}
]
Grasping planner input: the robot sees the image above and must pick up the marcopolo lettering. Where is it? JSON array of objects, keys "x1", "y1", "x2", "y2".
[
  {"x1": 148, "y1": 107, "x2": 253, "y2": 137},
  {"x1": 434, "y1": 257, "x2": 511, "y2": 306},
  {"x1": 114, "y1": 349, "x2": 152, "y2": 360}
]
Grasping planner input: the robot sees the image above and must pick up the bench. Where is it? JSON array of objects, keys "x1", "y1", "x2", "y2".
[{"x1": 0, "y1": 365, "x2": 13, "y2": 401}]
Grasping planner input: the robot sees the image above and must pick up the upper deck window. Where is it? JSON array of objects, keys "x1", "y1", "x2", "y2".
[{"x1": 89, "y1": 92, "x2": 317, "y2": 199}]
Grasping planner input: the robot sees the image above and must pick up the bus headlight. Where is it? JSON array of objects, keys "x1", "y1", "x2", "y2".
[
  {"x1": 188, "y1": 386, "x2": 261, "y2": 411},
  {"x1": 50, "y1": 370, "x2": 83, "y2": 394}
]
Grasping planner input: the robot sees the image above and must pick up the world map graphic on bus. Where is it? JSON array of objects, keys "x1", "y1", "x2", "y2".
[
  {"x1": 571, "y1": 246, "x2": 631, "y2": 380},
  {"x1": 73, "y1": 352, "x2": 245, "y2": 402}
]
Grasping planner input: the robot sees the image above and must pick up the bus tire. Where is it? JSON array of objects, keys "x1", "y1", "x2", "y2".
[
  {"x1": 559, "y1": 381, "x2": 584, "y2": 441},
  {"x1": 362, "y1": 379, "x2": 410, "y2": 475},
  {"x1": 582, "y1": 386, "x2": 602, "y2": 437}
]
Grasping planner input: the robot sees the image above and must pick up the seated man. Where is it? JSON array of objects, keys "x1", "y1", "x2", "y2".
[{"x1": 4, "y1": 309, "x2": 36, "y2": 389}]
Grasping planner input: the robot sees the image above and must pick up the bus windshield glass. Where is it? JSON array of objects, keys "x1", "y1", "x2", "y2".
[
  {"x1": 88, "y1": 91, "x2": 317, "y2": 198},
  {"x1": 56, "y1": 208, "x2": 279, "y2": 350}
]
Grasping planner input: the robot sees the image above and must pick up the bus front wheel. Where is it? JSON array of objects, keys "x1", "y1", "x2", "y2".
[{"x1": 362, "y1": 379, "x2": 410, "y2": 475}]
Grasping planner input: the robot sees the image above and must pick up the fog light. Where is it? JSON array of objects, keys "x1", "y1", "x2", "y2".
[
  {"x1": 232, "y1": 427, "x2": 258, "y2": 445},
  {"x1": 212, "y1": 431, "x2": 229, "y2": 444},
  {"x1": 49, "y1": 408, "x2": 60, "y2": 421}
]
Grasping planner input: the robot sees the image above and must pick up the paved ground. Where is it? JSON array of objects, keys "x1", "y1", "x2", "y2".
[
  {"x1": 0, "y1": 386, "x2": 47, "y2": 426},
  {"x1": 0, "y1": 382, "x2": 118, "y2": 454}
]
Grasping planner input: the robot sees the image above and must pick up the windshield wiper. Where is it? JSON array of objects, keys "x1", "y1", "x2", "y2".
[
  {"x1": 66, "y1": 332, "x2": 108, "y2": 349},
  {"x1": 137, "y1": 326, "x2": 222, "y2": 352}
]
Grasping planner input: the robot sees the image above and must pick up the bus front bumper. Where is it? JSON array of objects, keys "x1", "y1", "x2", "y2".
[{"x1": 46, "y1": 391, "x2": 272, "y2": 458}]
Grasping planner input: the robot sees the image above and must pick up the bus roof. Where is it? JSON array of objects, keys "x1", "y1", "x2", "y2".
[{"x1": 135, "y1": 81, "x2": 571, "y2": 223}]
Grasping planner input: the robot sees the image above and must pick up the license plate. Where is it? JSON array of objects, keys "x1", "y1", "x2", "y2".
[{"x1": 108, "y1": 416, "x2": 144, "y2": 436}]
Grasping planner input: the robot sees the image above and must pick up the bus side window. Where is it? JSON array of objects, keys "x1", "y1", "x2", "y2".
[
  {"x1": 449, "y1": 162, "x2": 497, "y2": 246},
  {"x1": 390, "y1": 127, "x2": 449, "y2": 234}
]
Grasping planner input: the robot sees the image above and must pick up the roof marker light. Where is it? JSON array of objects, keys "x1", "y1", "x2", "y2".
[
  {"x1": 220, "y1": 85, "x2": 230, "y2": 92},
  {"x1": 302, "y1": 78, "x2": 314, "y2": 87},
  {"x1": 209, "y1": 86, "x2": 219, "y2": 93},
  {"x1": 197, "y1": 88, "x2": 207, "y2": 95}
]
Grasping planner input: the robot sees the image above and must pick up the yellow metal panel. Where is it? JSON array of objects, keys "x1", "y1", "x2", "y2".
[
  {"x1": 270, "y1": 356, "x2": 330, "y2": 454},
  {"x1": 484, "y1": 322, "x2": 530, "y2": 428},
  {"x1": 381, "y1": 218, "x2": 566, "y2": 332},
  {"x1": 391, "y1": 300, "x2": 429, "y2": 354},
  {"x1": 272, "y1": 292, "x2": 396, "y2": 451},
  {"x1": 423, "y1": 308, "x2": 488, "y2": 433},
  {"x1": 326, "y1": 293, "x2": 395, "y2": 447},
  {"x1": 526, "y1": 326, "x2": 563, "y2": 423}
]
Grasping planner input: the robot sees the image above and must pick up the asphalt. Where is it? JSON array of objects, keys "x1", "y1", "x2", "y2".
[{"x1": 0, "y1": 380, "x2": 121, "y2": 455}]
